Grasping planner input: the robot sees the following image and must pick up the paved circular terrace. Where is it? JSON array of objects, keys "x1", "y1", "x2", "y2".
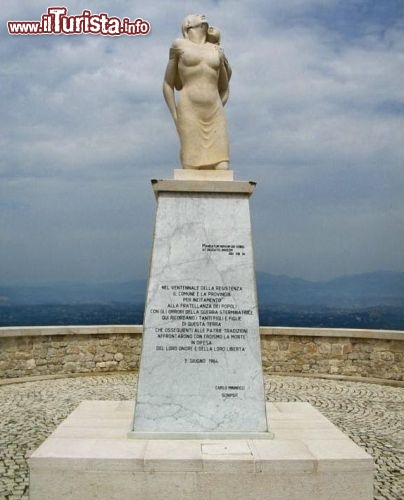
[{"x1": 0, "y1": 374, "x2": 403, "y2": 500}]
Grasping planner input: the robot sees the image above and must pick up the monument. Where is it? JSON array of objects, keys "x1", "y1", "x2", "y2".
[
  {"x1": 29, "y1": 14, "x2": 373, "y2": 500},
  {"x1": 130, "y1": 14, "x2": 268, "y2": 436}
]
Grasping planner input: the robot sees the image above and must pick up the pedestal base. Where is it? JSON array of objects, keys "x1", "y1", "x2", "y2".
[
  {"x1": 29, "y1": 401, "x2": 373, "y2": 500},
  {"x1": 173, "y1": 169, "x2": 234, "y2": 181}
]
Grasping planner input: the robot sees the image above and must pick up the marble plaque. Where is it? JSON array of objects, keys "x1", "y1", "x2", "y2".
[{"x1": 133, "y1": 182, "x2": 267, "y2": 433}]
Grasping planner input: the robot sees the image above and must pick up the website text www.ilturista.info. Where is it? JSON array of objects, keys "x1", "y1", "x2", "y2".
[{"x1": 7, "y1": 7, "x2": 151, "y2": 36}]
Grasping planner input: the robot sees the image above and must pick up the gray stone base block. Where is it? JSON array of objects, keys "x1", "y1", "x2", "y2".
[{"x1": 29, "y1": 401, "x2": 373, "y2": 499}]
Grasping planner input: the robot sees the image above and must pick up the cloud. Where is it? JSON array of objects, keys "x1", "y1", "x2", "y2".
[{"x1": 0, "y1": 0, "x2": 403, "y2": 283}]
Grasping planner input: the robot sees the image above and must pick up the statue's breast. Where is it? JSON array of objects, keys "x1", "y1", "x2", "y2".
[{"x1": 179, "y1": 42, "x2": 220, "y2": 70}]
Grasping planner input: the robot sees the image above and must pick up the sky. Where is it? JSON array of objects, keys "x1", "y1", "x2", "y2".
[{"x1": 1, "y1": 0, "x2": 403, "y2": 285}]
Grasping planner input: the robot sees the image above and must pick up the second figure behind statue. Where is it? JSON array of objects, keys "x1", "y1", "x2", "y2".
[{"x1": 163, "y1": 14, "x2": 231, "y2": 170}]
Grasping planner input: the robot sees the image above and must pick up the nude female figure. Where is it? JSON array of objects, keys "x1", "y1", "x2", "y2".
[{"x1": 163, "y1": 14, "x2": 231, "y2": 170}]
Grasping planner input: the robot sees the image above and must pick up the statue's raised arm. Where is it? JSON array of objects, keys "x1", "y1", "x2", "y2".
[{"x1": 162, "y1": 14, "x2": 230, "y2": 170}]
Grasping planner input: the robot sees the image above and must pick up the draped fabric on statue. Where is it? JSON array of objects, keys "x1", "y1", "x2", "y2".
[
  {"x1": 177, "y1": 91, "x2": 229, "y2": 168},
  {"x1": 173, "y1": 40, "x2": 229, "y2": 169}
]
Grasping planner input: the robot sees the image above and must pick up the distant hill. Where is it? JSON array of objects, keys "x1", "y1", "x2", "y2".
[
  {"x1": 0, "y1": 271, "x2": 402, "y2": 308},
  {"x1": 0, "y1": 280, "x2": 147, "y2": 306},
  {"x1": 256, "y1": 271, "x2": 404, "y2": 308}
]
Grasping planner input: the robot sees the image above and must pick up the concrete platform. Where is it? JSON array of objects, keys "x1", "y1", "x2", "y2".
[{"x1": 29, "y1": 401, "x2": 374, "y2": 500}]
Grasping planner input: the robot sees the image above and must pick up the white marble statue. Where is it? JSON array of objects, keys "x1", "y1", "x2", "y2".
[{"x1": 163, "y1": 14, "x2": 231, "y2": 170}]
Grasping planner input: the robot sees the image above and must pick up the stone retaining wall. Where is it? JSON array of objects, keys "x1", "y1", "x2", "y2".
[
  {"x1": 0, "y1": 327, "x2": 142, "y2": 380},
  {"x1": 260, "y1": 330, "x2": 403, "y2": 382},
  {"x1": 0, "y1": 326, "x2": 403, "y2": 383}
]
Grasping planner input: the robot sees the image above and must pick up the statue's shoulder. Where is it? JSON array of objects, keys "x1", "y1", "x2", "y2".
[
  {"x1": 169, "y1": 38, "x2": 186, "y2": 60},
  {"x1": 216, "y1": 45, "x2": 225, "y2": 59},
  {"x1": 207, "y1": 42, "x2": 225, "y2": 59},
  {"x1": 171, "y1": 38, "x2": 187, "y2": 49}
]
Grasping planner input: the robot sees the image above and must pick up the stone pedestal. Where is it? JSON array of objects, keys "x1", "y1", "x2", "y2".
[
  {"x1": 132, "y1": 179, "x2": 268, "y2": 434},
  {"x1": 29, "y1": 401, "x2": 374, "y2": 500}
]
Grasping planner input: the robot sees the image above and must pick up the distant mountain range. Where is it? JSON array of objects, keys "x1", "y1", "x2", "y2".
[
  {"x1": 0, "y1": 271, "x2": 402, "y2": 309},
  {"x1": 256, "y1": 271, "x2": 404, "y2": 308},
  {"x1": 0, "y1": 280, "x2": 146, "y2": 306}
]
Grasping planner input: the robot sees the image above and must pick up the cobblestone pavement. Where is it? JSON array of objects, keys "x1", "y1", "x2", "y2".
[{"x1": 0, "y1": 373, "x2": 403, "y2": 500}]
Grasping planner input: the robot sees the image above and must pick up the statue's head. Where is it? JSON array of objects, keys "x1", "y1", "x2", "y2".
[
  {"x1": 181, "y1": 14, "x2": 209, "y2": 39},
  {"x1": 207, "y1": 26, "x2": 221, "y2": 45}
]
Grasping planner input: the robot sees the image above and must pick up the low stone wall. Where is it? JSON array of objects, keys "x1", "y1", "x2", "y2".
[
  {"x1": 0, "y1": 325, "x2": 403, "y2": 383},
  {"x1": 260, "y1": 327, "x2": 403, "y2": 382},
  {"x1": 0, "y1": 326, "x2": 142, "y2": 380}
]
